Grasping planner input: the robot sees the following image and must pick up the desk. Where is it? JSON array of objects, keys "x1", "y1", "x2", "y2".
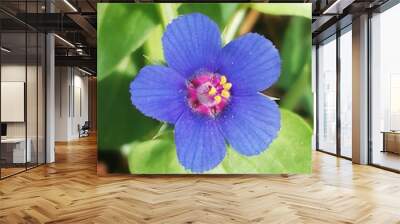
[
  {"x1": 1, "y1": 138, "x2": 31, "y2": 163},
  {"x1": 382, "y1": 131, "x2": 400, "y2": 154}
]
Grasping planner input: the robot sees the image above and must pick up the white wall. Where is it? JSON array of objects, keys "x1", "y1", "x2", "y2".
[
  {"x1": 55, "y1": 67, "x2": 89, "y2": 141},
  {"x1": 55, "y1": 67, "x2": 69, "y2": 141},
  {"x1": 70, "y1": 73, "x2": 89, "y2": 139}
]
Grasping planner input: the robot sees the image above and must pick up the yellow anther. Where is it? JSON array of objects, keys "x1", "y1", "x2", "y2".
[
  {"x1": 214, "y1": 95, "x2": 222, "y2": 104},
  {"x1": 220, "y1": 76, "x2": 227, "y2": 85},
  {"x1": 208, "y1": 86, "x2": 217, "y2": 96},
  {"x1": 223, "y1": 82, "x2": 232, "y2": 90},
  {"x1": 221, "y1": 90, "x2": 230, "y2": 98}
]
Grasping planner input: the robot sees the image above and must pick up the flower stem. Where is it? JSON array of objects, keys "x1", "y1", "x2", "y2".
[
  {"x1": 158, "y1": 4, "x2": 179, "y2": 29},
  {"x1": 152, "y1": 122, "x2": 170, "y2": 140},
  {"x1": 222, "y1": 8, "x2": 247, "y2": 44}
]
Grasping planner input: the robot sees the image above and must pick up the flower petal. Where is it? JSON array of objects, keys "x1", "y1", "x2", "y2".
[
  {"x1": 175, "y1": 110, "x2": 226, "y2": 173},
  {"x1": 217, "y1": 33, "x2": 281, "y2": 95},
  {"x1": 218, "y1": 94, "x2": 280, "y2": 156},
  {"x1": 130, "y1": 65, "x2": 187, "y2": 124},
  {"x1": 162, "y1": 13, "x2": 221, "y2": 78}
]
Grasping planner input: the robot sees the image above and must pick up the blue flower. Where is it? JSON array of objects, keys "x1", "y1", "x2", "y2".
[{"x1": 130, "y1": 13, "x2": 281, "y2": 173}]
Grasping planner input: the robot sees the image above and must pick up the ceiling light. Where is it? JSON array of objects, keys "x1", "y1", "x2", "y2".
[
  {"x1": 63, "y1": 0, "x2": 78, "y2": 12},
  {"x1": 78, "y1": 67, "x2": 93, "y2": 76},
  {"x1": 323, "y1": 0, "x2": 354, "y2": 15},
  {"x1": 1, "y1": 47, "x2": 11, "y2": 53},
  {"x1": 54, "y1": 34, "x2": 75, "y2": 48}
]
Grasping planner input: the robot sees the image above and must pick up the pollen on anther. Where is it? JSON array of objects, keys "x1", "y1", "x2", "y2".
[
  {"x1": 221, "y1": 90, "x2": 230, "y2": 98},
  {"x1": 208, "y1": 86, "x2": 217, "y2": 96},
  {"x1": 214, "y1": 95, "x2": 222, "y2": 104},
  {"x1": 220, "y1": 76, "x2": 227, "y2": 85},
  {"x1": 223, "y1": 83, "x2": 232, "y2": 90}
]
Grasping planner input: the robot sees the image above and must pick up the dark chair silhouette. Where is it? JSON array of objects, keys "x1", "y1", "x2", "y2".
[{"x1": 79, "y1": 121, "x2": 90, "y2": 138}]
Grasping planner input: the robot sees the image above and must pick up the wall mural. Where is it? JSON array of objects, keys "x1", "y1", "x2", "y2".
[{"x1": 97, "y1": 3, "x2": 312, "y2": 174}]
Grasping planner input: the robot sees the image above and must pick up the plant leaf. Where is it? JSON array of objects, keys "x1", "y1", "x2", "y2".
[
  {"x1": 280, "y1": 64, "x2": 311, "y2": 110},
  {"x1": 178, "y1": 3, "x2": 239, "y2": 29},
  {"x1": 97, "y1": 50, "x2": 161, "y2": 152},
  {"x1": 221, "y1": 109, "x2": 312, "y2": 174},
  {"x1": 98, "y1": 4, "x2": 160, "y2": 80},
  {"x1": 143, "y1": 25, "x2": 165, "y2": 64},
  {"x1": 251, "y1": 3, "x2": 312, "y2": 19},
  {"x1": 278, "y1": 16, "x2": 312, "y2": 90},
  {"x1": 127, "y1": 131, "x2": 189, "y2": 174}
]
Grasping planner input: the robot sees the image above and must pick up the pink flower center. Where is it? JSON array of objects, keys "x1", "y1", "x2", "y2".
[{"x1": 187, "y1": 73, "x2": 232, "y2": 117}]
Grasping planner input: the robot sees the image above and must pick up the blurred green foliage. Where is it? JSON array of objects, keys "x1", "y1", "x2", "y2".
[
  {"x1": 178, "y1": 3, "x2": 239, "y2": 29},
  {"x1": 250, "y1": 3, "x2": 311, "y2": 19},
  {"x1": 97, "y1": 3, "x2": 312, "y2": 174},
  {"x1": 98, "y1": 4, "x2": 160, "y2": 79}
]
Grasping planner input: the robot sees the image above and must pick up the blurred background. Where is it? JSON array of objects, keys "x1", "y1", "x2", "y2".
[{"x1": 97, "y1": 3, "x2": 312, "y2": 174}]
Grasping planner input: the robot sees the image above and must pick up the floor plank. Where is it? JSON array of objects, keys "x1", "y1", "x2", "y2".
[{"x1": 1, "y1": 135, "x2": 400, "y2": 224}]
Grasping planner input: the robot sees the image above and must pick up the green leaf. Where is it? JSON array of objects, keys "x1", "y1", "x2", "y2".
[
  {"x1": 127, "y1": 131, "x2": 189, "y2": 174},
  {"x1": 178, "y1": 3, "x2": 239, "y2": 29},
  {"x1": 251, "y1": 3, "x2": 312, "y2": 19},
  {"x1": 143, "y1": 25, "x2": 165, "y2": 64},
  {"x1": 126, "y1": 109, "x2": 311, "y2": 174},
  {"x1": 280, "y1": 64, "x2": 311, "y2": 110},
  {"x1": 221, "y1": 109, "x2": 312, "y2": 174},
  {"x1": 98, "y1": 3, "x2": 160, "y2": 80},
  {"x1": 276, "y1": 15, "x2": 312, "y2": 117},
  {"x1": 97, "y1": 50, "x2": 161, "y2": 152},
  {"x1": 278, "y1": 16, "x2": 312, "y2": 90},
  {"x1": 97, "y1": 4, "x2": 108, "y2": 31}
]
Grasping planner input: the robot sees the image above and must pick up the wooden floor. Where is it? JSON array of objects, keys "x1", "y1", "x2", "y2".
[
  {"x1": 1, "y1": 167, "x2": 26, "y2": 178},
  {"x1": 373, "y1": 150, "x2": 400, "y2": 171},
  {"x1": 1, "y1": 135, "x2": 400, "y2": 224}
]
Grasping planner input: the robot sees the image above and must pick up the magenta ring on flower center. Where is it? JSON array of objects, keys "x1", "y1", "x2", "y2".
[{"x1": 187, "y1": 73, "x2": 232, "y2": 117}]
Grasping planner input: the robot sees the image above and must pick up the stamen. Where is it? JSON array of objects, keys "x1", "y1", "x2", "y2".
[
  {"x1": 223, "y1": 83, "x2": 232, "y2": 90},
  {"x1": 221, "y1": 90, "x2": 230, "y2": 98},
  {"x1": 214, "y1": 95, "x2": 222, "y2": 104},
  {"x1": 220, "y1": 76, "x2": 227, "y2": 85},
  {"x1": 208, "y1": 86, "x2": 217, "y2": 96},
  {"x1": 187, "y1": 73, "x2": 232, "y2": 117}
]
